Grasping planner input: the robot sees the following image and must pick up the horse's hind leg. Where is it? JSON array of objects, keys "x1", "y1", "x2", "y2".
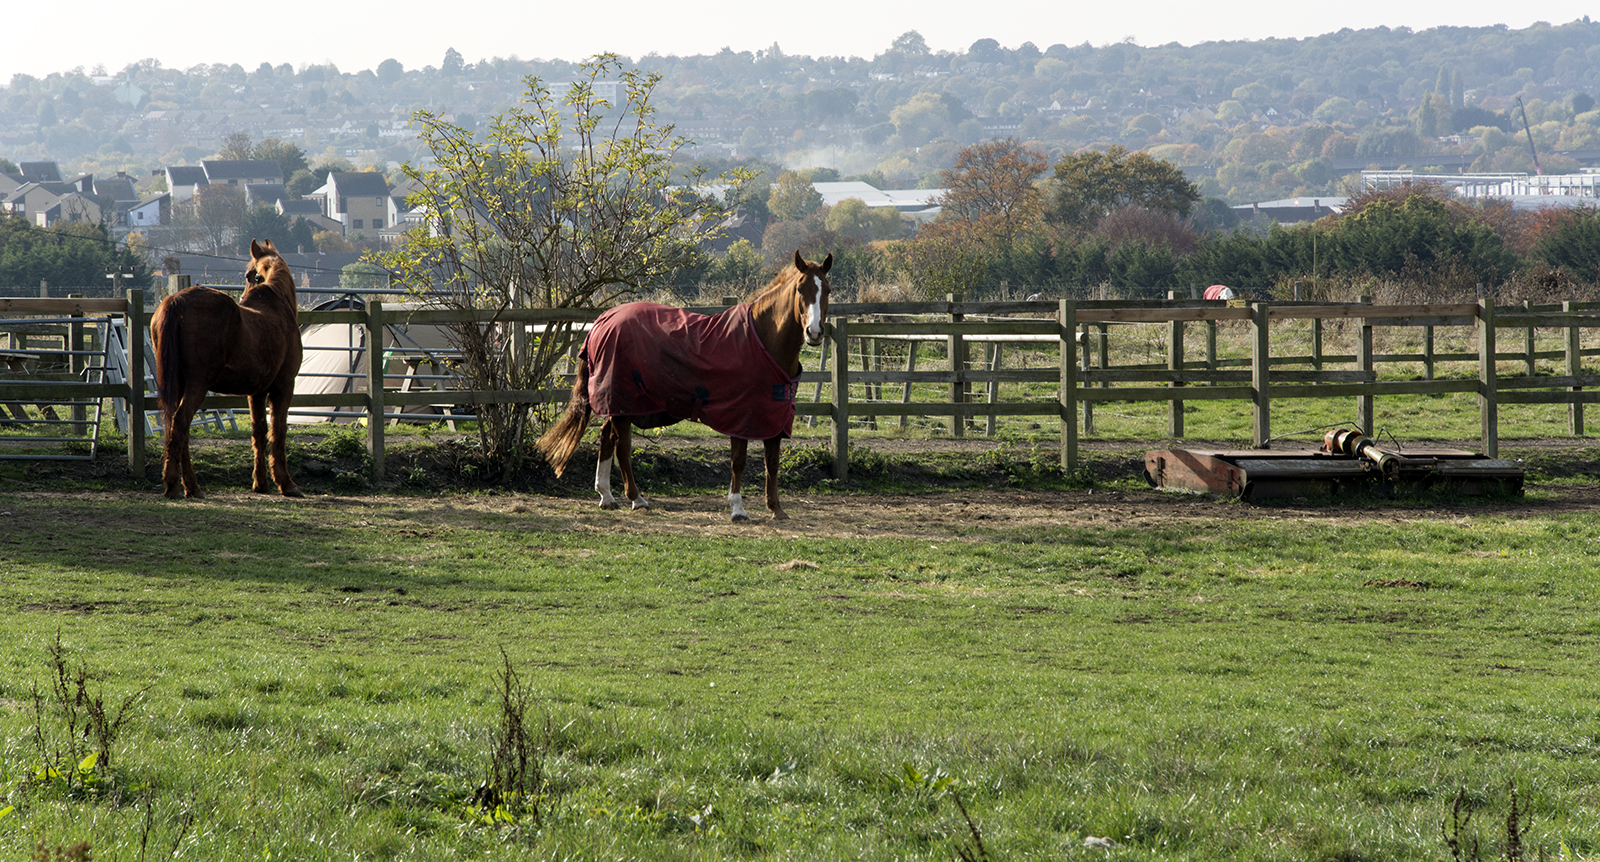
[
  {"x1": 763, "y1": 436, "x2": 788, "y2": 520},
  {"x1": 595, "y1": 420, "x2": 619, "y2": 509},
  {"x1": 612, "y1": 421, "x2": 649, "y2": 510},
  {"x1": 266, "y1": 389, "x2": 302, "y2": 498},
  {"x1": 163, "y1": 388, "x2": 206, "y2": 499},
  {"x1": 728, "y1": 437, "x2": 750, "y2": 521}
]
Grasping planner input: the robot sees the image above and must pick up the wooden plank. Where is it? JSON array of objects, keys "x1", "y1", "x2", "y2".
[
  {"x1": 848, "y1": 320, "x2": 1059, "y2": 336},
  {"x1": 849, "y1": 368, "x2": 1056, "y2": 384},
  {"x1": 1499, "y1": 374, "x2": 1600, "y2": 389},
  {"x1": 1268, "y1": 302, "x2": 1479, "y2": 320},
  {"x1": 1269, "y1": 380, "x2": 1476, "y2": 399},
  {"x1": 1076, "y1": 306, "x2": 1253, "y2": 323},
  {"x1": 1500, "y1": 390, "x2": 1600, "y2": 405},
  {"x1": 1078, "y1": 386, "x2": 1255, "y2": 403},
  {"x1": 0, "y1": 298, "x2": 126, "y2": 314}
]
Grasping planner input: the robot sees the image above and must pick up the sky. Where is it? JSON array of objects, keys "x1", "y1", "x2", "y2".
[{"x1": 7, "y1": 0, "x2": 1597, "y2": 83}]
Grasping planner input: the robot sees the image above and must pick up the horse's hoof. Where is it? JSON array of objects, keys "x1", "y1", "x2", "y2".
[
  {"x1": 631, "y1": 499, "x2": 651, "y2": 511},
  {"x1": 282, "y1": 487, "x2": 304, "y2": 499},
  {"x1": 772, "y1": 510, "x2": 789, "y2": 521},
  {"x1": 186, "y1": 489, "x2": 205, "y2": 500},
  {"x1": 731, "y1": 513, "x2": 749, "y2": 522},
  {"x1": 599, "y1": 501, "x2": 619, "y2": 510},
  {"x1": 163, "y1": 489, "x2": 182, "y2": 500}
]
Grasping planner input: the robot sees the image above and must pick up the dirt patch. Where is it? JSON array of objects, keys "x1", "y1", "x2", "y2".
[{"x1": 7, "y1": 432, "x2": 1600, "y2": 539}]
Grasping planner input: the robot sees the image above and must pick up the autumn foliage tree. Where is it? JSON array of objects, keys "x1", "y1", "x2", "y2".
[
  {"x1": 1046, "y1": 145, "x2": 1201, "y2": 234},
  {"x1": 934, "y1": 137, "x2": 1049, "y2": 250}
]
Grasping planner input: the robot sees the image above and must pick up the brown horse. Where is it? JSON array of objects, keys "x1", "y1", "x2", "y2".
[
  {"x1": 151, "y1": 239, "x2": 303, "y2": 499},
  {"x1": 537, "y1": 250, "x2": 832, "y2": 520}
]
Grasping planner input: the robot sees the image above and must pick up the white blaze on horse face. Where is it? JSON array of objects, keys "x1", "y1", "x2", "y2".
[{"x1": 804, "y1": 275, "x2": 825, "y2": 345}]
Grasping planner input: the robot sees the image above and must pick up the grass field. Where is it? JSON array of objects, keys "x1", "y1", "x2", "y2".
[{"x1": 4, "y1": 425, "x2": 1600, "y2": 860}]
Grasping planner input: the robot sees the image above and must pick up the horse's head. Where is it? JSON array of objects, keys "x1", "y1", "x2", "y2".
[
  {"x1": 791, "y1": 250, "x2": 832, "y2": 347},
  {"x1": 246, "y1": 238, "x2": 296, "y2": 300}
]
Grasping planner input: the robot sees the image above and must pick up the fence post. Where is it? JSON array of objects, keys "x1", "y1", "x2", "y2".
[
  {"x1": 1524, "y1": 300, "x2": 1537, "y2": 378},
  {"x1": 1312, "y1": 316, "x2": 1323, "y2": 371},
  {"x1": 69, "y1": 296, "x2": 87, "y2": 433},
  {"x1": 830, "y1": 316, "x2": 849, "y2": 480},
  {"x1": 1358, "y1": 296, "x2": 1373, "y2": 437},
  {"x1": 1168, "y1": 290, "x2": 1184, "y2": 438},
  {"x1": 985, "y1": 342, "x2": 1001, "y2": 437},
  {"x1": 126, "y1": 289, "x2": 146, "y2": 479},
  {"x1": 1080, "y1": 323, "x2": 1094, "y2": 436},
  {"x1": 1478, "y1": 299, "x2": 1498, "y2": 458},
  {"x1": 1059, "y1": 300, "x2": 1077, "y2": 471},
  {"x1": 898, "y1": 340, "x2": 918, "y2": 431},
  {"x1": 366, "y1": 299, "x2": 386, "y2": 481},
  {"x1": 1252, "y1": 301, "x2": 1271, "y2": 447},
  {"x1": 167, "y1": 274, "x2": 190, "y2": 298},
  {"x1": 947, "y1": 294, "x2": 964, "y2": 438},
  {"x1": 1423, "y1": 322, "x2": 1435, "y2": 381},
  {"x1": 1566, "y1": 300, "x2": 1583, "y2": 436}
]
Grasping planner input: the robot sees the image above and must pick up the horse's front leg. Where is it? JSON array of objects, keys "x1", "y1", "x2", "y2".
[
  {"x1": 728, "y1": 437, "x2": 750, "y2": 521},
  {"x1": 763, "y1": 436, "x2": 787, "y2": 520},
  {"x1": 612, "y1": 420, "x2": 649, "y2": 510},
  {"x1": 267, "y1": 388, "x2": 302, "y2": 498}
]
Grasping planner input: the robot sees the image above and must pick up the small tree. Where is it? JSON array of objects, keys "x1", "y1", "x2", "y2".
[{"x1": 379, "y1": 54, "x2": 746, "y2": 475}]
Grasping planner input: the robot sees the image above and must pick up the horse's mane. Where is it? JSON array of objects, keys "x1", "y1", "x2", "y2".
[
  {"x1": 244, "y1": 251, "x2": 298, "y2": 308},
  {"x1": 745, "y1": 264, "x2": 802, "y2": 311}
]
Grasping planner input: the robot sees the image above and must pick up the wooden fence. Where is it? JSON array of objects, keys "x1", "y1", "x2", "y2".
[{"x1": 4, "y1": 292, "x2": 1600, "y2": 483}]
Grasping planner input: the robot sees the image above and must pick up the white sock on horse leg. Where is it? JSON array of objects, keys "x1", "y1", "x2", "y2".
[
  {"x1": 595, "y1": 457, "x2": 616, "y2": 507},
  {"x1": 728, "y1": 492, "x2": 748, "y2": 520}
]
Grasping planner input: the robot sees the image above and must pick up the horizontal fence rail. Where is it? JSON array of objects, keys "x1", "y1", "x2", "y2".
[{"x1": 4, "y1": 293, "x2": 1600, "y2": 481}]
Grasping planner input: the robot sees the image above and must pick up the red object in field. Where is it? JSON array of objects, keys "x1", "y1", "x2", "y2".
[{"x1": 1204, "y1": 285, "x2": 1235, "y2": 300}]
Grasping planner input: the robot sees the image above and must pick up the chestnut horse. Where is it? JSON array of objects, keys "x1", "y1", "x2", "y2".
[
  {"x1": 537, "y1": 250, "x2": 832, "y2": 521},
  {"x1": 151, "y1": 239, "x2": 303, "y2": 499}
]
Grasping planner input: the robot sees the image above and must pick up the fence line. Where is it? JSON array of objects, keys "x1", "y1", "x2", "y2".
[{"x1": 4, "y1": 294, "x2": 1600, "y2": 482}]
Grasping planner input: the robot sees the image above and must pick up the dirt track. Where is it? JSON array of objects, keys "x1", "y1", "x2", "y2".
[{"x1": 10, "y1": 433, "x2": 1599, "y2": 540}]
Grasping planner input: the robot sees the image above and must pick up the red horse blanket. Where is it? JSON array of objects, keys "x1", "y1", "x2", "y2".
[{"x1": 584, "y1": 302, "x2": 800, "y2": 441}]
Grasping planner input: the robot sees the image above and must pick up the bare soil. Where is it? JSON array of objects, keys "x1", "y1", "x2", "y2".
[{"x1": 8, "y1": 432, "x2": 1600, "y2": 540}]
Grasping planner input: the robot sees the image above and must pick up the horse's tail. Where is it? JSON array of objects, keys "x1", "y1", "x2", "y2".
[
  {"x1": 536, "y1": 354, "x2": 593, "y2": 477},
  {"x1": 152, "y1": 297, "x2": 186, "y2": 413}
]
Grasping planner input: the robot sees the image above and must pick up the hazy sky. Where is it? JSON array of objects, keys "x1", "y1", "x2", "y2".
[{"x1": 7, "y1": 0, "x2": 1596, "y2": 83}]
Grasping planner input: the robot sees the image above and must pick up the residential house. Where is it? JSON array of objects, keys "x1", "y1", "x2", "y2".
[
  {"x1": 201, "y1": 159, "x2": 284, "y2": 188},
  {"x1": 246, "y1": 183, "x2": 290, "y2": 209},
  {"x1": 18, "y1": 161, "x2": 64, "y2": 183},
  {"x1": 124, "y1": 194, "x2": 171, "y2": 229},
  {"x1": 386, "y1": 177, "x2": 425, "y2": 230},
  {"x1": 308, "y1": 171, "x2": 391, "y2": 234},
  {"x1": 163, "y1": 165, "x2": 209, "y2": 202},
  {"x1": 5, "y1": 181, "x2": 82, "y2": 223},
  {"x1": 35, "y1": 191, "x2": 102, "y2": 228},
  {"x1": 279, "y1": 199, "x2": 343, "y2": 236}
]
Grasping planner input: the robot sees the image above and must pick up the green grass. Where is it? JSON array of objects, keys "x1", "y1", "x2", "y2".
[{"x1": 5, "y1": 490, "x2": 1600, "y2": 859}]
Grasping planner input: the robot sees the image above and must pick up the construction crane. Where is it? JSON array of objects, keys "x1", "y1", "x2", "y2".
[{"x1": 1515, "y1": 96, "x2": 1544, "y2": 176}]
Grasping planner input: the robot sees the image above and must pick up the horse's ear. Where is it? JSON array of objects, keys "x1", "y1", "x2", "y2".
[
  {"x1": 820, "y1": 253, "x2": 833, "y2": 274},
  {"x1": 792, "y1": 249, "x2": 806, "y2": 272},
  {"x1": 250, "y1": 239, "x2": 266, "y2": 259}
]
